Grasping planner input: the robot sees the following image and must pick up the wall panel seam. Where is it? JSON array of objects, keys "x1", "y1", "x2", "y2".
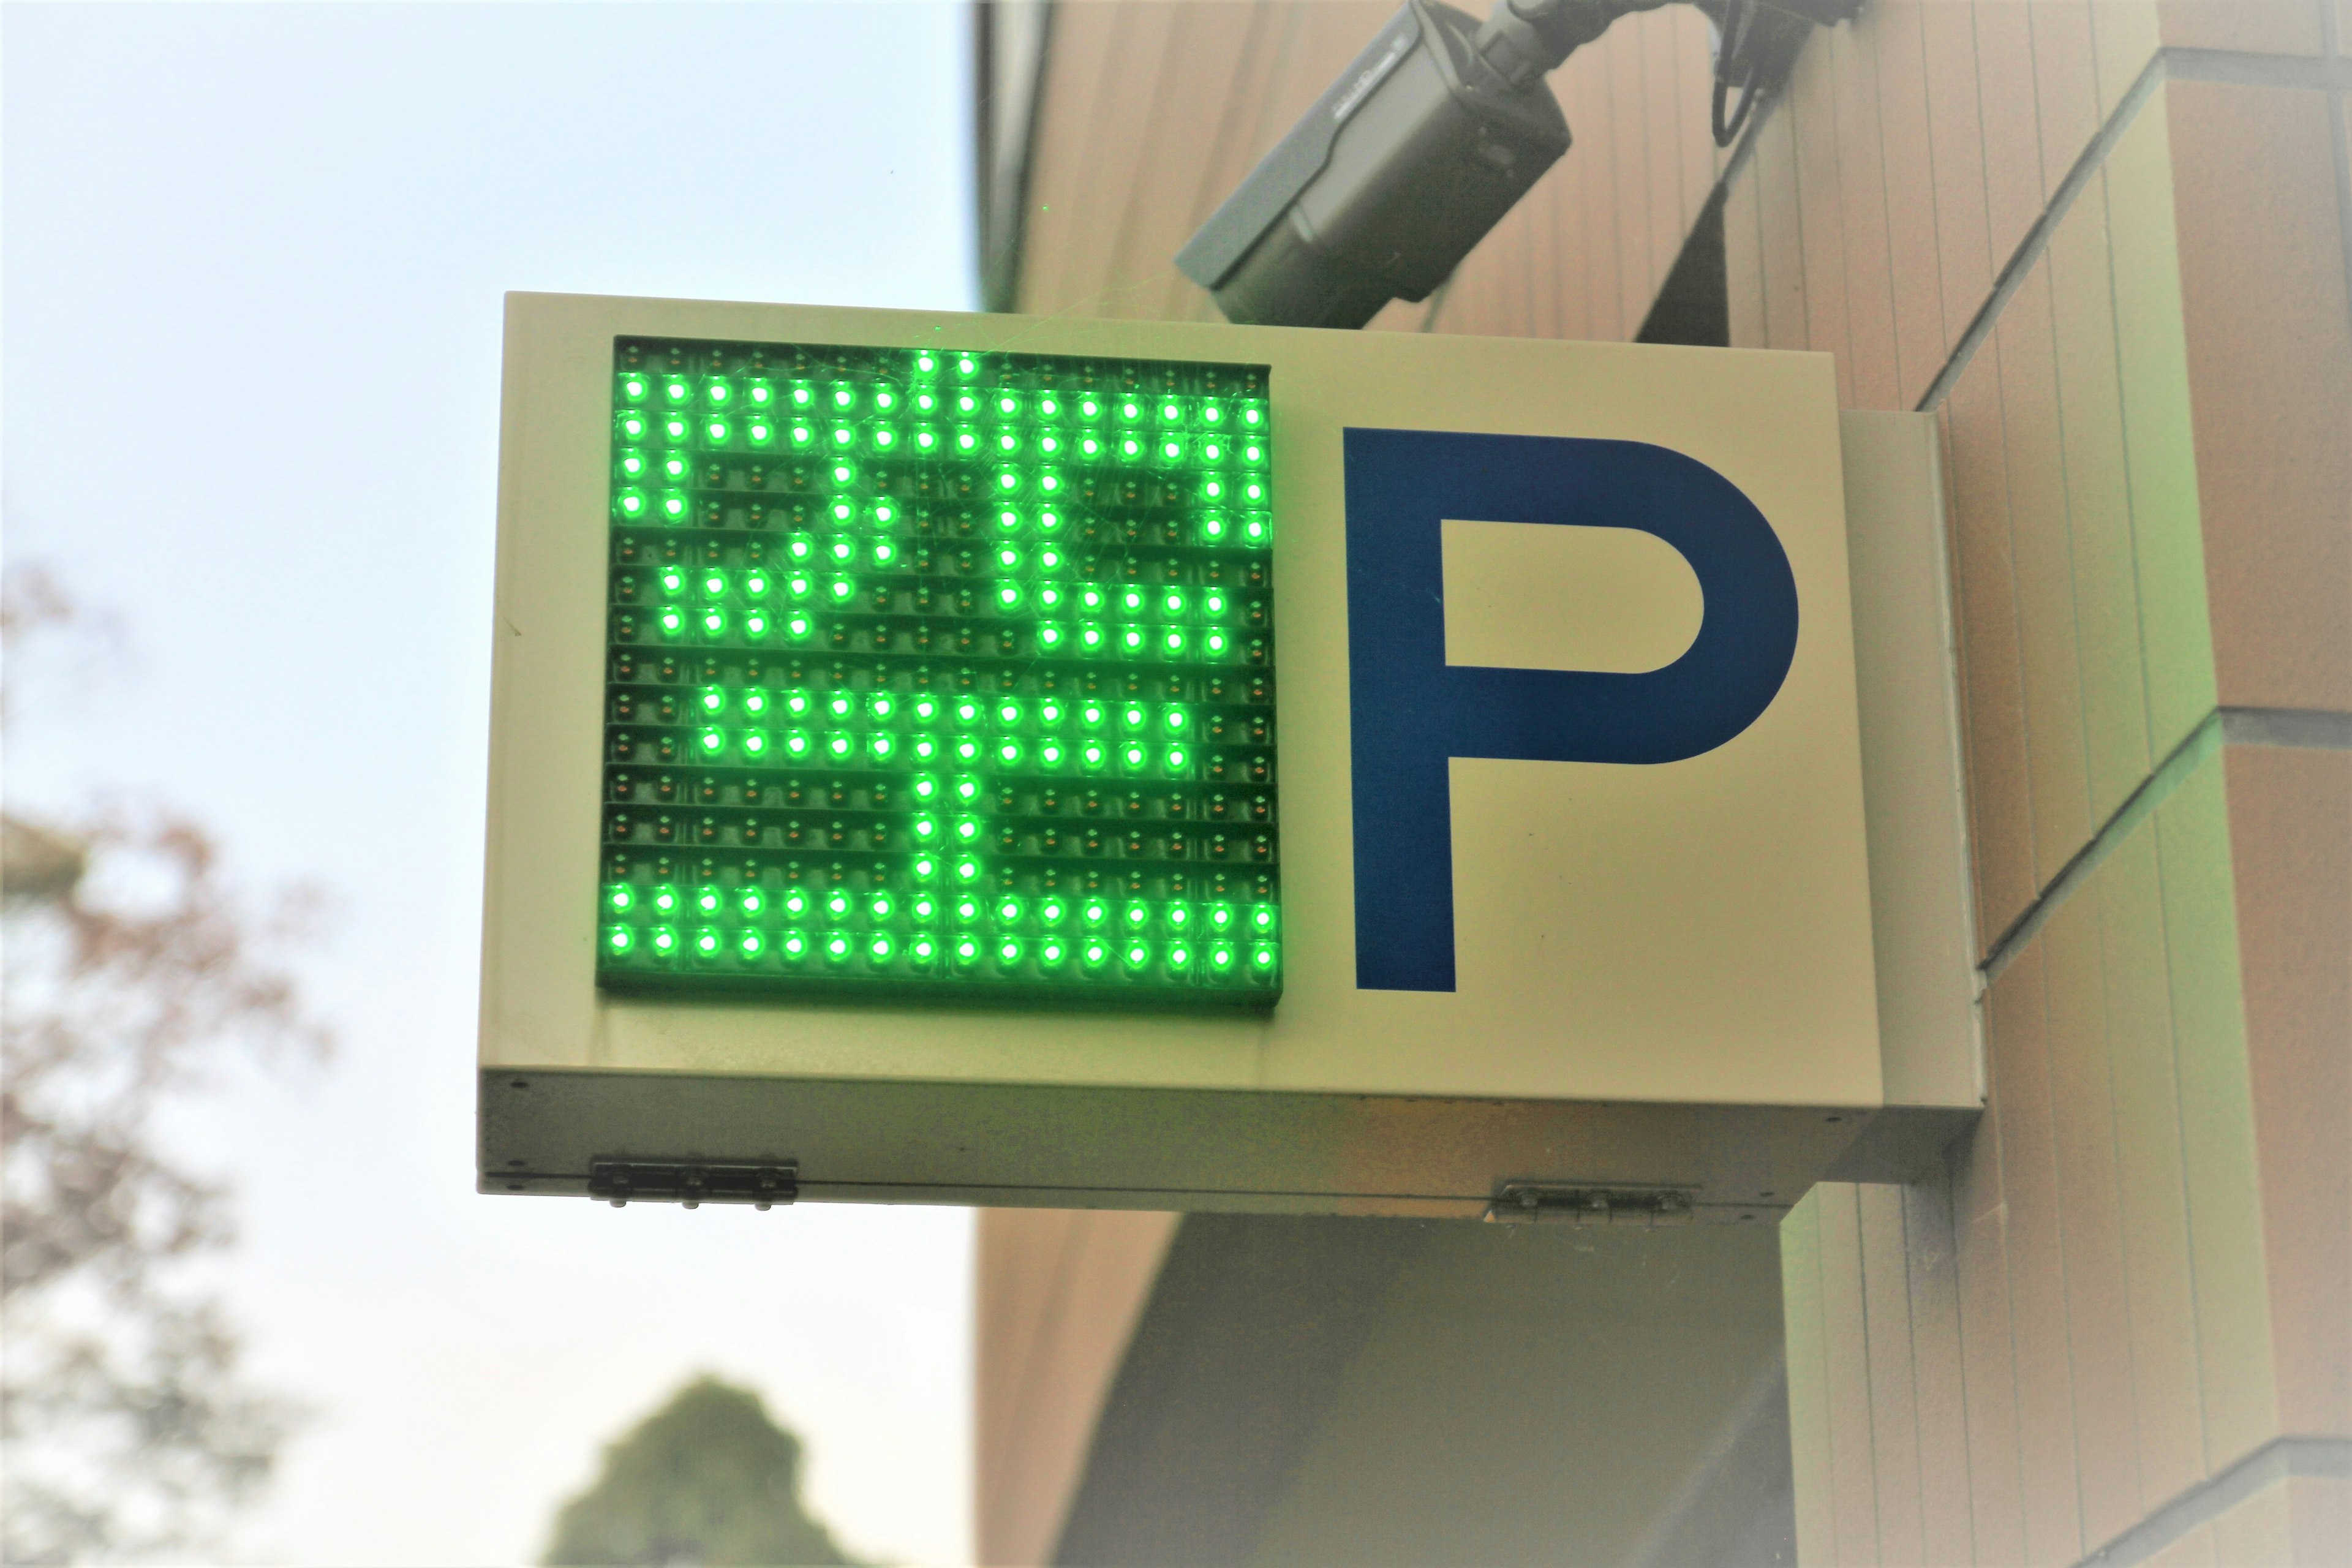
[
  {"x1": 1985, "y1": 703, "x2": 2351, "y2": 978},
  {"x1": 1919, "y1": 49, "x2": 2166, "y2": 412},
  {"x1": 2070, "y1": 1435, "x2": 2352, "y2": 1567},
  {"x1": 1919, "y1": 48, "x2": 2352, "y2": 415},
  {"x1": 1984, "y1": 709, "x2": 2215, "y2": 984}
]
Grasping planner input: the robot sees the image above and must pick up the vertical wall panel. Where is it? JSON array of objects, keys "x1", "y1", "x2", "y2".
[
  {"x1": 1827, "y1": 23, "x2": 1901, "y2": 410},
  {"x1": 2286, "y1": 1475, "x2": 2352, "y2": 1567},
  {"x1": 1985, "y1": 942, "x2": 2085, "y2": 1568},
  {"x1": 2157, "y1": 0, "x2": 2329, "y2": 53},
  {"x1": 2225, "y1": 745, "x2": 2352, "y2": 1439},
  {"x1": 1754, "y1": 87, "x2": 1809, "y2": 349},
  {"x1": 2207, "y1": 1477, "x2": 2300, "y2": 1565},
  {"x1": 1161, "y1": 1, "x2": 1289, "y2": 323},
  {"x1": 1790, "y1": 40, "x2": 1855, "y2": 404},
  {"x1": 1106, "y1": 2, "x2": 1264, "y2": 322},
  {"x1": 1526, "y1": 157, "x2": 1562, "y2": 341},
  {"x1": 2044, "y1": 179, "x2": 2155, "y2": 829},
  {"x1": 1608, "y1": 24, "x2": 1656, "y2": 333},
  {"x1": 1994, "y1": 264, "x2": 2095, "y2": 891},
  {"x1": 1819, "y1": 1185, "x2": 1884, "y2": 1565},
  {"x1": 2155, "y1": 753, "x2": 2282, "y2": 1473},
  {"x1": 1055, "y1": 2, "x2": 1182, "y2": 314},
  {"x1": 1725, "y1": 163, "x2": 1768, "y2": 349},
  {"x1": 1567, "y1": 46, "x2": 1627, "y2": 341},
  {"x1": 1857, "y1": 1186, "x2": 1926, "y2": 1567},
  {"x1": 1902, "y1": 1174, "x2": 1978, "y2": 1566},
  {"x1": 2038, "y1": 890, "x2": 2144, "y2": 1551},
  {"x1": 2097, "y1": 824, "x2": 2211, "y2": 1513},
  {"x1": 2029, "y1": 0, "x2": 2103, "y2": 199},
  {"x1": 1556, "y1": 127, "x2": 1596, "y2": 342},
  {"x1": 2144, "y1": 1522, "x2": 2220, "y2": 1567},
  {"x1": 2090, "y1": 1, "x2": 2162, "y2": 125},
  {"x1": 1670, "y1": 7, "x2": 1719, "y2": 235},
  {"x1": 1871, "y1": 0, "x2": 1950, "y2": 406},
  {"x1": 2101, "y1": 101, "x2": 2217, "y2": 764},
  {"x1": 1640, "y1": 12, "x2": 1686, "y2": 313},
  {"x1": 1017, "y1": 1, "x2": 1124, "y2": 316},
  {"x1": 1971, "y1": 0, "x2": 2048, "y2": 285},
  {"x1": 2167, "y1": 80, "x2": 2352, "y2": 714},
  {"x1": 1943, "y1": 352, "x2": 2039, "y2": 947},
  {"x1": 1920, "y1": 1, "x2": 1994, "y2": 353},
  {"x1": 1950, "y1": 1113, "x2": 2029, "y2": 1566},
  {"x1": 1785, "y1": 1194, "x2": 1842, "y2": 1567}
]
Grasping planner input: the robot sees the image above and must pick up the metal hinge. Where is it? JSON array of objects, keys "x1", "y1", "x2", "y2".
[
  {"x1": 1486, "y1": 1183, "x2": 1694, "y2": 1226},
  {"x1": 587, "y1": 1161, "x2": 798, "y2": 1210}
]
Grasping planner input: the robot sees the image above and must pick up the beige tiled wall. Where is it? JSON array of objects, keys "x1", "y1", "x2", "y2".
[
  {"x1": 1727, "y1": 2, "x2": 2351, "y2": 1562},
  {"x1": 1000, "y1": 7, "x2": 2348, "y2": 1564}
]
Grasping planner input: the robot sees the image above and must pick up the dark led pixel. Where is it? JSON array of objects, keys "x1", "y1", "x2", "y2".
[{"x1": 598, "y1": 337, "x2": 1280, "y2": 1006}]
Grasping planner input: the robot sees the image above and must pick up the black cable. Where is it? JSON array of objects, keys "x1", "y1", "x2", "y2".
[{"x1": 1710, "y1": 0, "x2": 1761, "y2": 146}]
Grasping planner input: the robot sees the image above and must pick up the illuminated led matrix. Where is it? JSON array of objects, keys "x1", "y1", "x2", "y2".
[{"x1": 598, "y1": 337, "x2": 1281, "y2": 1006}]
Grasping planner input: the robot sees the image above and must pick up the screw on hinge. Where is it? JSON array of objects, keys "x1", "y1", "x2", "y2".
[
  {"x1": 1486, "y1": 1184, "x2": 1696, "y2": 1227},
  {"x1": 587, "y1": 1160, "x2": 799, "y2": 1210}
]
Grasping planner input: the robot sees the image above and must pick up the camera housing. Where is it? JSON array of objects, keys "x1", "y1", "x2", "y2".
[
  {"x1": 1177, "y1": 0, "x2": 1857, "y2": 329},
  {"x1": 1175, "y1": 0, "x2": 1569, "y2": 330}
]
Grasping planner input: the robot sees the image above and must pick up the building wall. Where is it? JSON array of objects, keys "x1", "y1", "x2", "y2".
[
  {"x1": 984, "y1": 2, "x2": 2351, "y2": 1563},
  {"x1": 1719, "y1": 6, "x2": 2352, "y2": 1563},
  {"x1": 1013, "y1": 0, "x2": 1726, "y2": 337}
]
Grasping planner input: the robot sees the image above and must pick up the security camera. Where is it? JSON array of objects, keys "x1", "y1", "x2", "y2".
[{"x1": 1174, "y1": 0, "x2": 1855, "y2": 330}]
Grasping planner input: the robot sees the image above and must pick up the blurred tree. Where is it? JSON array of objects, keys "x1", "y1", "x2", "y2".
[
  {"x1": 2, "y1": 567, "x2": 332, "y2": 1563},
  {"x1": 543, "y1": 1376, "x2": 869, "y2": 1567}
]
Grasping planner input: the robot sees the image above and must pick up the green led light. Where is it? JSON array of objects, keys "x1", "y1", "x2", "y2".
[{"x1": 601, "y1": 336, "x2": 1280, "y2": 1004}]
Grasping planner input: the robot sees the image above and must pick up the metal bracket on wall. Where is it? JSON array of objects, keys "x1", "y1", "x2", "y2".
[
  {"x1": 1485, "y1": 1183, "x2": 1694, "y2": 1226},
  {"x1": 587, "y1": 1161, "x2": 799, "y2": 1210}
]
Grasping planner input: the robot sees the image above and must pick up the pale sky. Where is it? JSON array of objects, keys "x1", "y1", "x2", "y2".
[{"x1": 3, "y1": 4, "x2": 980, "y2": 1562}]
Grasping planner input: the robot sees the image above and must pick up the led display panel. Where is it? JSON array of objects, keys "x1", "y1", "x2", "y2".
[
  {"x1": 484, "y1": 295, "x2": 1981, "y2": 1217},
  {"x1": 597, "y1": 337, "x2": 1281, "y2": 1006}
]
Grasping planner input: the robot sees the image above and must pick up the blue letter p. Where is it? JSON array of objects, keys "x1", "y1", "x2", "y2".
[{"x1": 1343, "y1": 429, "x2": 1800, "y2": 992}]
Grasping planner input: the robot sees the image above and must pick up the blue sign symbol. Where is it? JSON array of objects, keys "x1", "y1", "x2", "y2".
[{"x1": 1343, "y1": 428, "x2": 1800, "y2": 993}]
